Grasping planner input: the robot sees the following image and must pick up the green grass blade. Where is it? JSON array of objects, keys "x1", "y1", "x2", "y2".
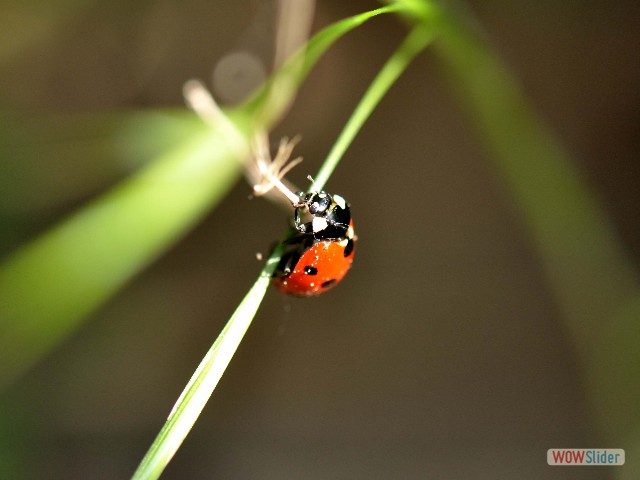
[
  {"x1": 428, "y1": 0, "x2": 640, "y2": 457},
  {"x1": 314, "y1": 24, "x2": 434, "y2": 191},
  {"x1": 432, "y1": 8, "x2": 640, "y2": 332},
  {"x1": 0, "y1": 122, "x2": 248, "y2": 388},
  {"x1": 241, "y1": 4, "x2": 404, "y2": 126},
  {"x1": 0, "y1": 111, "x2": 205, "y2": 227},
  {"x1": 131, "y1": 268, "x2": 275, "y2": 480},
  {"x1": 130, "y1": 10, "x2": 435, "y2": 480}
]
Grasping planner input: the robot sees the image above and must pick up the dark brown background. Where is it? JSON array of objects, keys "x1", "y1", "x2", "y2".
[{"x1": 1, "y1": 0, "x2": 639, "y2": 478}]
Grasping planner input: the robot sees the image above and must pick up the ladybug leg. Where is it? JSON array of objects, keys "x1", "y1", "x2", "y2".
[
  {"x1": 275, "y1": 250, "x2": 301, "y2": 277},
  {"x1": 273, "y1": 234, "x2": 313, "y2": 277},
  {"x1": 294, "y1": 205, "x2": 317, "y2": 234},
  {"x1": 294, "y1": 207, "x2": 304, "y2": 232}
]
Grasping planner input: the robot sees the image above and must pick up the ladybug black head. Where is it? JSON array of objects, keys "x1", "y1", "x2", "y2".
[
  {"x1": 308, "y1": 192, "x2": 332, "y2": 215},
  {"x1": 296, "y1": 191, "x2": 332, "y2": 215}
]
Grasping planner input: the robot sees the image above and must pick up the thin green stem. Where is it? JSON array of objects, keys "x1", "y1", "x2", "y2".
[
  {"x1": 314, "y1": 24, "x2": 434, "y2": 191},
  {"x1": 131, "y1": 270, "x2": 275, "y2": 480},
  {"x1": 244, "y1": 4, "x2": 406, "y2": 128}
]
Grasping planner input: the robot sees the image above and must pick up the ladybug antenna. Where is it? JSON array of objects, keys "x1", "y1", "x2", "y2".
[
  {"x1": 306, "y1": 175, "x2": 318, "y2": 193},
  {"x1": 253, "y1": 133, "x2": 302, "y2": 205}
]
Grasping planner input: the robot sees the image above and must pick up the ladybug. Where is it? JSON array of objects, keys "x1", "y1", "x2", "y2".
[{"x1": 273, "y1": 191, "x2": 356, "y2": 297}]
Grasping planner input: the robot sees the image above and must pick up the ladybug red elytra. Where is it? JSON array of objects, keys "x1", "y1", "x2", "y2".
[{"x1": 273, "y1": 191, "x2": 356, "y2": 297}]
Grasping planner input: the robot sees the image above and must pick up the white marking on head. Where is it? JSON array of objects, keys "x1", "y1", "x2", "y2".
[
  {"x1": 347, "y1": 225, "x2": 354, "y2": 239},
  {"x1": 312, "y1": 217, "x2": 328, "y2": 233},
  {"x1": 333, "y1": 194, "x2": 346, "y2": 209}
]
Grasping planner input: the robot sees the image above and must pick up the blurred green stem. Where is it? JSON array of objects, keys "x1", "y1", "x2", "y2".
[
  {"x1": 430, "y1": 0, "x2": 640, "y2": 460},
  {"x1": 0, "y1": 126, "x2": 247, "y2": 388}
]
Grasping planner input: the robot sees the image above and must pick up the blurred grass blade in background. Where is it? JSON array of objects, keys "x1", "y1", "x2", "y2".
[
  {"x1": 0, "y1": 122, "x2": 248, "y2": 389},
  {"x1": 0, "y1": 111, "x2": 207, "y2": 238},
  {"x1": 429, "y1": 1, "x2": 640, "y2": 471}
]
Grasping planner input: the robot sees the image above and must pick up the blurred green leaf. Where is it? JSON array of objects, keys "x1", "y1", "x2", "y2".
[
  {"x1": 0, "y1": 111, "x2": 202, "y2": 220},
  {"x1": 430, "y1": 0, "x2": 640, "y2": 464},
  {"x1": 0, "y1": 117, "x2": 248, "y2": 388}
]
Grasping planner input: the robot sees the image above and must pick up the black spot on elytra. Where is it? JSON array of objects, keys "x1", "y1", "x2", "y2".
[
  {"x1": 321, "y1": 279, "x2": 337, "y2": 289},
  {"x1": 343, "y1": 239, "x2": 354, "y2": 257},
  {"x1": 304, "y1": 265, "x2": 318, "y2": 276}
]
